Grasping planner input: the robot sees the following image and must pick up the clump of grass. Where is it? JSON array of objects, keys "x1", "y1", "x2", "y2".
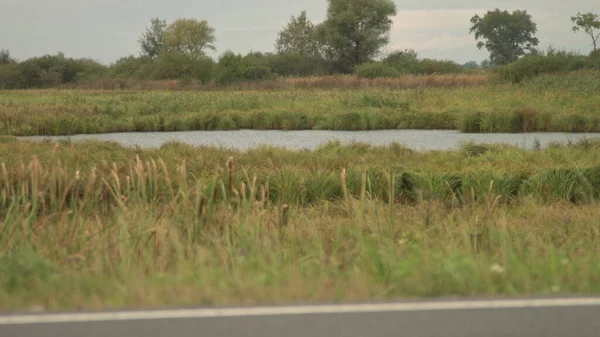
[
  {"x1": 266, "y1": 165, "x2": 308, "y2": 205},
  {"x1": 414, "y1": 172, "x2": 463, "y2": 204},
  {"x1": 459, "y1": 111, "x2": 484, "y2": 133},
  {"x1": 460, "y1": 141, "x2": 495, "y2": 156},
  {"x1": 521, "y1": 168, "x2": 596, "y2": 204},
  {"x1": 460, "y1": 108, "x2": 541, "y2": 133},
  {"x1": 304, "y1": 170, "x2": 343, "y2": 203},
  {"x1": 462, "y1": 170, "x2": 526, "y2": 204}
]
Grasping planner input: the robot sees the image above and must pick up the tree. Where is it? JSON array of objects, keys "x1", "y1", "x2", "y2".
[
  {"x1": 0, "y1": 49, "x2": 16, "y2": 65},
  {"x1": 163, "y1": 18, "x2": 216, "y2": 60},
  {"x1": 469, "y1": 9, "x2": 539, "y2": 66},
  {"x1": 315, "y1": 0, "x2": 397, "y2": 72},
  {"x1": 275, "y1": 11, "x2": 323, "y2": 58},
  {"x1": 138, "y1": 18, "x2": 167, "y2": 60},
  {"x1": 571, "y1": 12, "x2": 600, "y2": 52}
]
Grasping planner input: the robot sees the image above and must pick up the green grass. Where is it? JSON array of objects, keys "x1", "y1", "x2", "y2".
[
  {"x1": 1, "y1": 138, "x2": 600, "y2": 311},
  {"x1": 1, "y1": 71, "x2": 599, "y2": 136}
]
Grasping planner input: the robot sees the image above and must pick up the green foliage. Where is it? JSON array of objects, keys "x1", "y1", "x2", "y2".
[
  {"x1": 382, "y1": 49, "x2": 419, "y2": 73},
  {"x1": 138, "y1": 17, "x2": 167, "y2": 60},
  {"x1": 267, "y1": 53, "x2": 333, "y2": 77},
  {"x1": 417, "y1": 59, "x2": 464, "y2": 74},
  {"x1": 493, "y1": 48, "x2": 595, "y2": 83},
  {"x1": 0, "y1": 246, "x2": 56, "y2": 293},
  {"x1": 0, "y1": 53, "x2": 108, "y2": 88},
  {"x1": 522, "y1": 168, "x2": 596, "y2": 204},
  {"x1": 275, "y1": 11, "x2": 323, "y2": 58},
  {"x1": 355, "y1": 62, "x2": 399, "y2": 78},
  {"x1": 469, "y1": 9, "x2": 540, "y2": 66},
  {"x1": 0, "y1": 49, "x2": 16, "y2": 65},
  {"x1": 382, "y1": 50, "x2": 464, "y2": 75},
  {"x1": 242, "y1": 66, "x2": 273, "y2": 81},
  {"x1": 163, "y1": 18, "x2": 217, "y2": 59},
  {"x1": 215, "y1": 51, "x2": 279, "y2": 84},
  {"x1": 459, "y1": 108, "x2": 540, "y2": 133},
  {"x1": 315, "y1": 0, "x2": 397, "y2": 72},
  {"x1": 151, "y1": 52, "x2": 215, "y2": 83},
  {"x1": 0, "y1": 63, "x2": 23, "y2": 89},
  {"x1": 571, "y1": 12, "x2": 600, "y2": 52},
  {"x1": 108, "y1": 56, "x2": 152, "y2": 79},
  {"x1": 215, "y1": 51, "x2": 246, "y2": 84}
]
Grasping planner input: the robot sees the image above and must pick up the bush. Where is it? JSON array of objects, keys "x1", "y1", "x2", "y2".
[
  {"x1": 493, "y1": 48, "x2": 590, "y2": 83},
  {"x1": 355, "y1": 62, "x2": 399, "y2": 78},
  {"x1": 149, "y1": 52, "x2": 215, "y2": 83},
  {"x1": 215, "y1": 51, "x2": 246, "y2": 85},
  {"x1": 383, "y1": 49, "x2": 420, "y2": 74},
  {"x1": 266, "y1": 53, "x2": 333, "y2": 77},
  {"x1": 0, "y1": 64, "x2": 23, "y2": 89},
  {"x1": 108, "y1": 56, "x2": 153, "y2": 79},
  {"x1": 242, "y1": 66, "x2": 273, "y2": 81},
  {"x1": 417, "y1": 59, "x2": 464, "y2": 74}
]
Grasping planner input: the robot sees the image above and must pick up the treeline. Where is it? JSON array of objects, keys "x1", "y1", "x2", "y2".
[
  {"x1": 1, "y1": 2, "x2": 599, "y2": 89},
  {"x1": 0, "y1": 48, "x2": 478, "y2": 90}
]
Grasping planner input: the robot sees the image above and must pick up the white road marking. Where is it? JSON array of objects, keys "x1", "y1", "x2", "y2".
[{"x1": 2, "y1": 297, "x2": 600, "y2": 325}]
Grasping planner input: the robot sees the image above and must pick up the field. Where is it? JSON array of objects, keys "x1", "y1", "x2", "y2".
[
  {"x1": 1, "y1": 136, "x2": 600, "y2": 311},
  {"x1": 1, "y1": 71, "x2": 600, "y2": 136}
]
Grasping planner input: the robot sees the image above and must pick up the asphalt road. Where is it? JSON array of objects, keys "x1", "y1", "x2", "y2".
[{"x1": 2, "y1": 297, "x2": 600, "y2": 337}]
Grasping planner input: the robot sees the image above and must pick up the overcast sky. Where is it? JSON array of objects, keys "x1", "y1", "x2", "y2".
[{"x1": 1, "y1": 0, "x2": 598, "y2": 65}]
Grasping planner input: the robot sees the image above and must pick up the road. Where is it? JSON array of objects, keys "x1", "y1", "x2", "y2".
[{"x1": 1, "y1": 297, "x2": 600, "y2": 337}]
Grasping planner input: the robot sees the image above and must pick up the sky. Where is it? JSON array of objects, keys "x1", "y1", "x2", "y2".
[{"x1": 1, "y1": 0, "x2": 598, "y2": 65}]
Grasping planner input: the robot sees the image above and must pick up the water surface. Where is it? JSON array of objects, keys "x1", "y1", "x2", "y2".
[{"x1": 18, "y1": 129, "x2": 600, "y2": 151}]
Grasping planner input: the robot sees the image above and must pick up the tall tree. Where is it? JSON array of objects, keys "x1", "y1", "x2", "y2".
[
  {"x1": 469, "y1": 9, "x2": 539, "y2": 66},
  {"x1": 138, "y1": 18, "x2": 167, "y2": 59},
  {"x1": 315, "y1": 0, "x2": 397, "y2": 72},
  {"x1": 163, "y1": 18, "x2": 216, "y2": 59},
  {"x1": 571, "y1": 12, "x2": 600, "y2": 53},
  {"x1": 275, "y1": 11, "x2": 322, "y2": 58}
]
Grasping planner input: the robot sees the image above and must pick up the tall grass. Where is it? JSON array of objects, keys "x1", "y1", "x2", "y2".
[{"x1": 1, "y1": 139, "x2": 600, "y2": 311}]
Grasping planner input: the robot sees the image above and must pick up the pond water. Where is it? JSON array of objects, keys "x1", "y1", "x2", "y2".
[{"x1": 17, "y1": 129, "x2": 600, "y2": 151}]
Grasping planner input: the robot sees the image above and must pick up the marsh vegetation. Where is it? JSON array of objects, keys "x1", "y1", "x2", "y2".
[{"x1": 1, "y1": 139, "x2": 600, "y2": 310}]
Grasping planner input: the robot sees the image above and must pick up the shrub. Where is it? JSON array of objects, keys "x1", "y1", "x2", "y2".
[
  {"x1": 493, "y1": 48, "x2": 589, "y2": 83},
  {"x1": 108, "y1": 55, "x2": 153, "y2": 79},
  {"x1": 0, "y1": 64, "x2": 23, "y2": 89},
  {"x1": 417, "y1": 59, "x2": 464, "y2": 74},
  {"x1": 383, "y1": 49, "x2": 420, "y2": 74},
  {"x1": 215, "y1": 51, "x2": 246, "y2": 85},
  {"x1": 355, "y1": 62, "x2": 399, "y2": 78},
  {"x1": 242, "y1": 66, "x2": 273, "y2": 81},
  {"x1": 149, "y1": 52, "x2": 215, "y2": 83}
]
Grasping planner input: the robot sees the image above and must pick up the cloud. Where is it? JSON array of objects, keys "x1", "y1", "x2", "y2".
[
  {"x1": 388, "y1": 8, "x2": 559, "y2": 54},
  {"x1": 391, "y1": 9, "x2": 487, "y2": 30},
  {"x1": 390, "y1": 34, "x2": 474, "y2": 52}
]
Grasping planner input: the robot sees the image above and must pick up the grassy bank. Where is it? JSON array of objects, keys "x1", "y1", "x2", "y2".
[
  {"x1": 1, "y1": 139, "x2": 600, "y2": 311},
  {"x1": 1, "y1": 71, "x2": 599, "y2": 136}
]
